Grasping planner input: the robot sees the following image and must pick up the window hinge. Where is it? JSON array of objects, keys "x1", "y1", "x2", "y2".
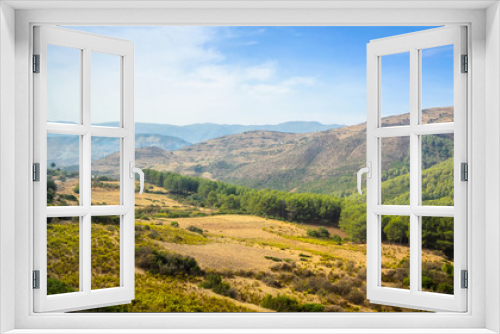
[
  {"x1": 33, "y1": 163, "x2": 40, "y2": 182},
  {"x1": 461, "y1": 162, "x2": 468, "y2": 181},
  {"x1": 33, "y1": 270, "x2": 40, "y2": 289},
  {"x1": 33, "y1": 54, "x2": 40, "y2": 73},
  {"x1": 461, "y1": 270, "x2": 468, "y2": 289},
  {"x1": 461, "y1": 54, "x2": 468, "y2": 73}
]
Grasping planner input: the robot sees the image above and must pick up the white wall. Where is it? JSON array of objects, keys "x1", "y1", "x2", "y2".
[
  {"x1": 3, "y1": 4, "x2": 495, "y2": 332},
  {"x1": 486, "y1": 2, "x2": 500, "y2": 333},
  {"x1": 0, "y1": 2, "x2": 16, "y2": 333}
]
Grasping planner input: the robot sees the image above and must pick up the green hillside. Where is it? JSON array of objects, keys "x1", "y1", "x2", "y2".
[{"x1": 340, "y1": 157, "x2": 454, "y2": 251}]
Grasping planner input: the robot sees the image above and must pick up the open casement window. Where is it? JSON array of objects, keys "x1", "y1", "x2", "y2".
[
  {"x1": 33, "y1": 26, "x2": 138, "y2": 312},
  {"x1": 363, "y1": 26, "x2": 467, "y2": 312}
]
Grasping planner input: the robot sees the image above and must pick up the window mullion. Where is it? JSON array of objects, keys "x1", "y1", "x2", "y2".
[
  {"x1": 409, "y1": 47, "x2": 420, "y2": 295},
  {"x1": 82, "y1": 47, "x2": 92, "y2": 294}
]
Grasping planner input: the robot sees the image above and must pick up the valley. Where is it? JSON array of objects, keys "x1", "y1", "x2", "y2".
[
  {"x1": 47, "y1": 172, "x2": 454, "y2": 312},
  {"x1": 45, "y1": 108, "x2": 456, "y2": 312}
]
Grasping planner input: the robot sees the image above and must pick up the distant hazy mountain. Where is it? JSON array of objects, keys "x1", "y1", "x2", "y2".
[
  {"x1": 47, "y1": 133, "x2": 190, "y2": 167},
  {"x1": 135, "y1": 133, "x2": 191, "y2": 151},
  {"x1": 96, "y1": 121, "x2": 344, "y2": 144}
]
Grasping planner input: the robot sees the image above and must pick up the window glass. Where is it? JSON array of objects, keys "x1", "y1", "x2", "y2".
[
  {"x1": 47, "y1": 217, "x2": 80, "y2": 295},
  {"x1": 381, "y1": 215, "x2": 410, "y2": 290},
  {"x1": 421, "y1": 45, "x2": 454, "y2": 124},
  {"x1": 422, "y1": 134, "x2": 454, "y2": 206},
  {"x1": 91, "y1": 216, "x2": 121, "y2": 290},
  {"x1": 47, "y1": 134, "x2": 80, "y2": 206},
  {"x1": 421, "y1": 217, "x2": 454, "y2": 295},
  {"x1": 47, "y1": 44, "x2": 81, "y2": 124},
  {"x1": 381, "y1": 137, "x2": 410, "y2": 205},
  {"x1": 91, "y1": 52, "x2": 121, "y2": 127},
  {"x1": 91, "y1": 137, "x2": 121, "y2": 206},
  {"x1": 381, "y1": 52, "x2": 410, "y2": 127}
]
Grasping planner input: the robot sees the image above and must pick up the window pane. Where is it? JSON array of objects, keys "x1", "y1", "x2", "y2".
[
  {"x1": 91, "y1": 216, "x2": 121, "y2": 290},
  {"x1": 47, "y1": 44, "x2": 81, "y2": 124},
  {"x1": 421, "y1": 216, "x2": 454, "y2": 295},
  {"x1": 47, "y1": 217, "x2": 80, "y2": 295},
  {"x1": 91, "y1": 52, "x2": 121, "y2": 126},
  {"x1": 91, "y1": 137, "x2": 121, "y2": 206},
  {"x1": 381, "y1": 52, "x2": 410, "y2": 127},
  {"x1": 381, "y1": 137, "x2": 410, "y2": 205},
  {"x1": 47, "y1": 134, "x2": 80, "y2": 206},
  {"x1": 422, "y1": 134, "x2": 454, "y2": 206},
  {"x1": 421, "y1": 45, "x2": 454, "y2": 124},
  {"x1": 381, "y1": 215, "x2": 410, "y2": 290}
]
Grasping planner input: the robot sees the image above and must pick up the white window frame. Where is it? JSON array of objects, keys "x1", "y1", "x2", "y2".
[
  {"x1": 366, "y1": 26, "x2": 467, "y2": 312},
  {"x1": 1, "y1": 2, "x2": 499, "y2": 333},
  {"x1": 33, "y1": 25, "x2": 136, "y2": 312}
]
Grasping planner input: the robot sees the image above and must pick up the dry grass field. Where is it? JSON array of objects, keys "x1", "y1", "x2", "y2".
[{"x1": 48, "y1": 177, "x2": 453, "y2": 312}]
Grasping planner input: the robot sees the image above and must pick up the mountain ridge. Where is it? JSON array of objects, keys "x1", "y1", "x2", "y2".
[
  {"x1": 97, "y1": 121, "x2": 344, "y2": 144},
  {"x1": 95, "y1": 107, "x2": 454, "y2": 196}
]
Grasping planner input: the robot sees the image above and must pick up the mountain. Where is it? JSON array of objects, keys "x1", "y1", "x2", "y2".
[
  {"x1": 96, "y1": 107, "x2": 454, "y2": 196},
  {"x1": 96, "y1": 121, "x2": 344, "y2": 144},
  {"x1": 47, "y1": 133, "x2": 190, "y2": 167},
  {"x1": 135, "y1": 133, "x2": 191, "y2": 151}
]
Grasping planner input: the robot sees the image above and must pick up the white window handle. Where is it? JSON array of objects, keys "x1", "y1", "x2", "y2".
[
  {"x1": 357, "y1": 162, "x2": 372, "y2": 195},
  {"x1": 129, "y1": 162, "x2": 144, "y2": 195}
]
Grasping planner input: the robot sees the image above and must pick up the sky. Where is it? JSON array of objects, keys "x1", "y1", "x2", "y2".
[{"x1": 48, "y1": 26, "x2": 453, "y2": 126}]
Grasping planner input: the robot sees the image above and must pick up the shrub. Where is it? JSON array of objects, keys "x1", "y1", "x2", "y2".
[
  {"x1": 93, "y1": 216, "x2": 120, "y2": 225},
  {"x1": 47, "y1": 277, "x2": 76, "y2": 295},
  {"x1": 200, "y1": 273, "x2": 222, "y2": 289},
  {"x1": 261, "y1": 294, "x2": 324, "y2": 312},
  {"x1": 261, "y1": 275, "x2": 282, "y2": 288},
  {"x1": 60, "y1": 194, "x2": 78, "y2": 201},
  {"x1": 47, "y1": 178, "x2": 57, "y2": 192},
  {"x1": 170, "y1": 221, "x2": 179, "y2": 227},
  {"x1": 73, "y1": 184, "x2": 80, "y2": 194},
  {"x1": 261, "y1": 294, "x2": 300, "y2": 312},
  {"x1": 199, "y1": 274, "x2": 237, "y2": 298},
  {"x1": 149, "y1": 230, "x2": 160, "y2": 239},
  {"x1": 186, "y1": 225, "x2": 203, "y2": 235},
  {"x1": 307, "y1": 227, "x2": 330, "y2": 239},
  {"x1": 441, "y1": 262, "x2": 454, "y2": 276},
  {"x1": 135, "y1": 247, "x2": 203, "y2": 276},
  {"x1": 437, "y1": 282, "x2": 454, "y2": 294},
  {"x1": 264, "y1": 256, "x2": 282, "y2": 262},
  {"x1": 422, "y1": 276, "x2": 435, "y2": 290},
  {"x1": 403, "y1": 277, "x2": 410, "y2": 287},
  {"x1": 299, "y1": 303, "x2": 324, "y2": 312},
  {"x1": 332, "y1": 277, "x2": 356, "y2": 296},
  {"x1": 346, "y1": 289, "x2": 365, "y2": 305},
  {"x1": 294, "y1": 276, "x2": 335, "y2": 295},
  {"x1": 324, "y1": 305, "x2": 344, "y2": 312},
  {"x1": 271, "y1": 263, "x2": 293, "y2": 272},
  {"x1": 331, "y1": 234, "x2": 342, "y2": 245},
  {"x1": 96, "y1": 176, "x2": 113, "y2": 181}
]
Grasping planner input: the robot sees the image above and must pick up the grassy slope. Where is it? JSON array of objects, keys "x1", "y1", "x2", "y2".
[{"x1": 47, "y1": 181, "x2": 453, "y2": 313}]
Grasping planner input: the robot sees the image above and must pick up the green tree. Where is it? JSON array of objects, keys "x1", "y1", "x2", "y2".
[{"x1": 383, "y1": 216, "x2": 409, "y2": 244}]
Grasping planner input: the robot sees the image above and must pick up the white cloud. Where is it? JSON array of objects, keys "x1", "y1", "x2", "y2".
[
  {"x1": 283, "y1": 76, "x2": 317, "y2": 87},
  {"x1": 62, "y1": 26, "x2": 366, "y2": 126},
  {"x1": 244, "y1": 62, "x2": 276, "y2": 81},
  {"x1": 238, "y1": 41, "x2": 259, "y2": 46}
]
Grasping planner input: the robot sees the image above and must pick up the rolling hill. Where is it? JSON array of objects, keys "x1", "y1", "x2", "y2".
[
  {"x1": 97, "y1": 121, "x2": 344, "y2": 144},
  {"x1": 95, "y1": 107, "x2": 453, "y2": 196},
  {"x1": 48, "y1": 133, "x2": 190, "y2": 167}
]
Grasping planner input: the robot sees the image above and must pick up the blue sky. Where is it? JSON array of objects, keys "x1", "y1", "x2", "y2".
[{"x1": 53, "y1": 26, "x2": 453, "y2": 126}]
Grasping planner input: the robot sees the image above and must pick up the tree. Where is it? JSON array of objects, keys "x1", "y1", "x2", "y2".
[{"x1": 383, "y1": 216, "x2": 409, "y2": 244}]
